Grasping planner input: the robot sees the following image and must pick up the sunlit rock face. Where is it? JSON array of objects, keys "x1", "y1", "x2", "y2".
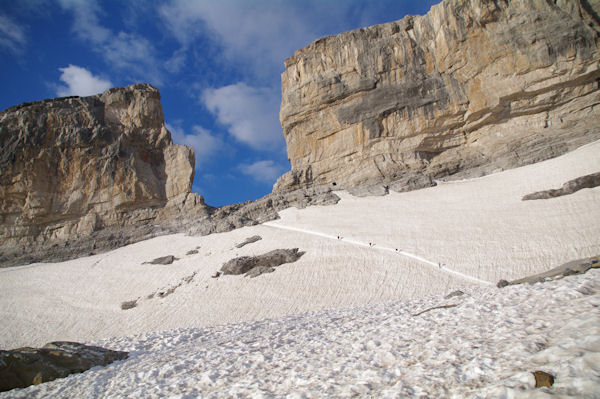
[
  {"x1": 275, "y1": 0, "x2": 600, "y2": 192},
  {"x1": 0, "y1": 84, "x2": 204, "y2": 265}
]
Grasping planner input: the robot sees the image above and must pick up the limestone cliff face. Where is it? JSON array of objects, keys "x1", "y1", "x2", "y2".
[
  {"x1": 275, "y1": 0, "x2": 600, "y2": 192},
  {"x1": 0, "y1": 84, "x2": 203, "y2": 264}
]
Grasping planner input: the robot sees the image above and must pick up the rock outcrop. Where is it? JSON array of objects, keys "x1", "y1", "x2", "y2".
[
  {"x1": 275, "y1": 0, "x2": 600, "y2": 192},
  {"x1": 0, "y1": 341, "x2": 127, "y2": 392},
  {"x1": 522, "y1": 171, "x2": 600, "y2": 200},
  {"x1": 220, "y1": 248, "x2": 305, "y2": 276},
  {"x1": 0, "y1": 80, "x2": 340, "y2": 267},
  {"x1": 0, "y1": 84, "x2": 209, "y2": 266},
  {"x1": 497, "y1": 255, "x2": 599, "y2": 287}
]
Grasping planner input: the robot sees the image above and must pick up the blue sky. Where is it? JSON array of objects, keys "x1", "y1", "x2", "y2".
[{"x1": 0, "y1": 0, "x2": 440, "y2": 207}]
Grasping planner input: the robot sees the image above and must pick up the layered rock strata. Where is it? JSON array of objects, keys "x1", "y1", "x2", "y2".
[
  {"x1": 0, "y1": 80, "x2": 340, "y2": 267},
  {"x1": 0, "y1": 84, "x2": 209, "y2": 266},
  {"x1": 275, "y1": 0, "x2": 600, "y2": 192}
]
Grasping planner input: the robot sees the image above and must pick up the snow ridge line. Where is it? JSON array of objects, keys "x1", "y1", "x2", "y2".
[{"x1": 263, "y1": 221, "x2": 493, "y2": 286}]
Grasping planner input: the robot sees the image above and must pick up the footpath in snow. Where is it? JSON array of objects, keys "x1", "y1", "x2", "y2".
[{"x1": 263, "y1": 221, "x2": 493, "y2": 286}]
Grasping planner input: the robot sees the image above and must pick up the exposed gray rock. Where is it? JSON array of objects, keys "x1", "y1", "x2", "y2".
[
  {"x1": 497, "y1": 279, "x2": 510, "y2": 288},
  {"x1": 388, "y1": 174, "x2": 437, "y2": 193},
  {"x1": 347, "y1": 184, "x2": 389, "y2": 197},
  {"x1": 522, "y1": 172, "x2": 600, "y2": 200},
  {"x1": 245, "y1": 266, "x2": 275, "y2": 278},
  {"x1": 187, "y1": 186, "x2": 340, "y2": 237},
  {"x1": 444, "y1": 290, "x2": 464, "y2": 299},
  {"x1": 211, "y1": 271, "x2": 222, "y2": 278},
  {"x1": 186, "y1": 249, "x2": 199, "y2": 255},
  {"x1": 236, "y1": 235, "x2": 262, "y2": 248},
  {"x1": 497, "y1": 255, "x2": 599, "y2": 287},
  {"x1": 220, "y1": 248, "x2": 305, "y2": 276},
  {"x1": 0, "y1": 341, "x2": 128, "y2": 392},
  {"x1": 120, "y1": 300, "x2": 137, "y2": 310},
  {"x1": 412, "y1": 304, "x2": 458, "y2": 317},
  {"x1": 143, "y1": 255, "x2": 177, "y2": 265}
]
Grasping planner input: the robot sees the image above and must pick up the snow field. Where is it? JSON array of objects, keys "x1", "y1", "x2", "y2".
[
  {"x1": 0, "y1": 140, "x2": 599, "y2": 396},
  {"x1": 4, "y1": 269, "x2": 599, "y2": 398},
  {"x1": 0, "y1": 223, "x2": 471, "y2": 349},
  {"x1": 271, "y1": 141, "x2": 600, "y2": 283}
]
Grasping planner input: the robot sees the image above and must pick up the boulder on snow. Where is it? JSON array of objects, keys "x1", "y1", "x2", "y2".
[
  {"x1": 0, "y1": 341, "x2": 128, "y2": 392},
  {"x1": 235, "y1": 235, "x2": 262, "y2": 248},
  {"x1": 221, "y1": 248, "x2": 305, "y2": 276},
  {"x1": 143, "y1": 255, "x2": 178, "y2": 265},
  {"x1": 444, "y1": 290, "x2": 464, "y2": 299},
  {"x1": 532, "y1": 370, "x2": 555, "y2": 387},
  {"x1": 522, "y1": 172, "x2": 600, "y2": 200},
  {"x1": 245, "y1": 266, "x2": 275, "y2": 278},
  {"x1": 497, "y1": 255, "x2": 599, "y2": 287},
  {"x1": 120, "y1": 300, "x2": 137, "y2": 310}
]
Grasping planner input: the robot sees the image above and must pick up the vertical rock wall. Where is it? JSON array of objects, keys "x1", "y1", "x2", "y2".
[
  {"x1": 275, "y1": 0, "x2": 600, "y2": 191},
  {"x1": 0, "y1": 84, "x2": 205, "y2": 265}
]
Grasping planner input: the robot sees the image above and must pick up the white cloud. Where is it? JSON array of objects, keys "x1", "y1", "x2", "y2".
[
  {"x1": 57, "y1": 0, "x2": 110, "y2": 44},
  {"x1": 56, "y1": 65, "x2": 112, "y2": 97},
  {"x1": 159, "y1": 0, "x2": 316, "y2": 79},
  {"x1": 0, "y1": 13, "x2": 27, "y2": 54},
  {"x1": 238, "y1": 160, "x2": 284, "y2": 184},
  {"x1": 104, "y1": 31, "x2": 156, "y2": 71},
  {"x1": 167, "y1": 123, "x2": 224, "y2": 166},
  {"x1": 57, "y1": 0, "x2": 161, "y2": 83},
  {"x1": 202, "y1": 83, "x2": 283, "y2": 150}
]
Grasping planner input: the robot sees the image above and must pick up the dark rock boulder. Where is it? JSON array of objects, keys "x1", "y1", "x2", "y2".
[
  {"x1": 245, "y1": 266, "x2": 275, "y2": 278},
  {"x1": 236, "y1": 235, "x2": 262, "y2": 248},
  {"x1": 444, "y1": 290, "x2": 464, "y2": 299},
  {"x1": 522, "y1": 172, "x2": 600, "y2": 200},
  {"x1": 0, "y1": 341, "x2": 128, "y2": 392},
  {"x1": 121, "y1": 300, "x2": 137, "y2": 310},
  {"x1": 220, "y1": 248, "x2": 305, "y2": 276},
  {"x1": 497, "y1": 255, "x2": 599, "y2": 287},
  {"x1": 143, "y1": 255, "x2": 177, "y2": 265}
]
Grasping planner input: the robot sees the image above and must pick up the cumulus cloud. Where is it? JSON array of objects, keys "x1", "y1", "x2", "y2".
[
  {"x1": 57, "y1": 0, "x2": 161, "y2": 83},
  {"x1": 202, "y1": 83, "x2": 283, "y2": 150},
  {"x1": 167, "y1": 123, "x2": 224, "y2": 166},
  {"x1": 238, "y1": 160, "x2": 285, "y2": 184},
  {"x1": 56, "y1": 65, "x2": 112, "y2": 96},
  {"x1": 0, "y1": 13, "x2": 27, "y2": 54}
]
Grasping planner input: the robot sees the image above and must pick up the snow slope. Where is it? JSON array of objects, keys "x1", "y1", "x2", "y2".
[
  {"x1": 4, "y1": 270, "x2": 600, "y2": 398},
  {"x1": 0, "y1": 141, "x2": 599, "y2": 397}
]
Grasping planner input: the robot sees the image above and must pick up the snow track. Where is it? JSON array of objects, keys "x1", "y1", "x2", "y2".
[{"x1": 263, "y1": 221, "x2": 493, "y2": 286}]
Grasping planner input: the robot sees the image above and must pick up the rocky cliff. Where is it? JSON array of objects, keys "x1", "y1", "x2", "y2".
[
  {"x1": 275, "y1": 0, "x2": 600, "y2": 192},
  {"x1": 0, "y1": 84, "x2": 208, "y2": 266},
  {"x1": 0, "y1": 84, "x2": 340, "y2": 267}
]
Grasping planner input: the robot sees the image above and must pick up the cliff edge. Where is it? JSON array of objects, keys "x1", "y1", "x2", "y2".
[
  {"x1": 275, "y1": 0, "x2": 600, "y2": 192},
  {"x1": 0, "y1": 84, "x2": 208, "y2": 266}
]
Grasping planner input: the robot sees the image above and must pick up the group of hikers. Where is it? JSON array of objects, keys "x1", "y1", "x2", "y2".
[{"x1": 334, "y1": 233, "x2": 446, "y2": 270}]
